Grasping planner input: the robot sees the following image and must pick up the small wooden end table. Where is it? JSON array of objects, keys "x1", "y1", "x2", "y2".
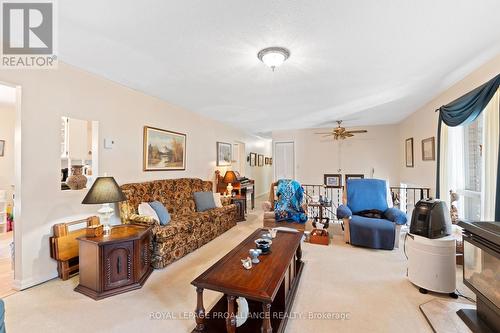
[{"x1": 75, "y1": 224, "x2": 153, "y2": 300}]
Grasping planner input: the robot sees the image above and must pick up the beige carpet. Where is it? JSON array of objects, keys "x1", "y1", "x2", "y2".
[{"x1": 3, "y1": 203, "x2": 473, "y2": 333}]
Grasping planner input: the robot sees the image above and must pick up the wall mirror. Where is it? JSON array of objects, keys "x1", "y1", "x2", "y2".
[{"x1": 60, "y1": 117, "x2": 99, "y2": 191}]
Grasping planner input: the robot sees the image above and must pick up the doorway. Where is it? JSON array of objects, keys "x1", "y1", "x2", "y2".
[
  {"x1": 0, "y1": 82, "x2": 20, "y2": 297},
  {"x1": 274, "y1": 141, "x2": 295, "y2": 181}
]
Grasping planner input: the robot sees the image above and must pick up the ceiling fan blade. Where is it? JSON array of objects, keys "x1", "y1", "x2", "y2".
[
  {"x1": 315, "y1": 132, "x2": 333, "y2": 135},
  {"x1": 345, "y1": 133, "x2": 354, "y2": 137},
  {"x1": 322, "y1": 134, "x2": 334, "y2": 137},
  {"x1": 346, "y1": 130, "x2": 368, "y2": 134}
]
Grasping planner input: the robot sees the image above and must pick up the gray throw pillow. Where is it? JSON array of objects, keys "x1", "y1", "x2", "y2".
[{"x1": 194, "y1": 192, "x2": 216, "y2": 212}]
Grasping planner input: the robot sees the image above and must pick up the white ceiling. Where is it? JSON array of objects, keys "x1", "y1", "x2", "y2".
[{"x1": 59, "y1": 1, "x2": 500, "y2": 134}]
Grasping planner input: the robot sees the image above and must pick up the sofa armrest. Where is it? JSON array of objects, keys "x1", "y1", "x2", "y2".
[
  {"x1": 337, "y1": 205, "x2": 352, "y2": 219},
  {"x1": 384, "y1": 207, "x2": 407, "y2": 225},
  {"x1": 221, "y1": 196, "x2": 232, "y2": 206},
  {"x1": 126, "y1": 213, "x2": 160, "y2": 226}
]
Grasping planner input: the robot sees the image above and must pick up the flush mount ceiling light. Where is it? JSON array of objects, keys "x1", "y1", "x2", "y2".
[{"x1": 257, "y1": 47, "x2": 290, "y2": 71}]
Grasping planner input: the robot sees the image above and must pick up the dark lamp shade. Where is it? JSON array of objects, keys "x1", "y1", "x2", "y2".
[
  {"x1": 223, "y1": 171, "x2": 237, "y2": 184},
  {"x1": 82, "y1": 176, "x2": 126, "y2": 204}
]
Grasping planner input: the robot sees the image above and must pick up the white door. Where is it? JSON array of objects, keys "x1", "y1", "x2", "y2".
[{"x1": 274, "y1": 141, "x2": 295, "y2": 181}]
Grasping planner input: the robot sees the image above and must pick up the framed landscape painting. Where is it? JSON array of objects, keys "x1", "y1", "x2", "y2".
[
  {"x1": 216, "y1": 142, "x2": 232, "y2": 166},
  {"x1": 405, "y1": 137, "x2": 414, "y2": 167},
  {"x1": 324, "y1": 174, "x2": 342, "y2": 188},
  {"x1": 143, "y1": 126, "x2": 186, "y2": 171},
  {"x1": 421, "y1": 137, "x2": 435, "y2": 161}
]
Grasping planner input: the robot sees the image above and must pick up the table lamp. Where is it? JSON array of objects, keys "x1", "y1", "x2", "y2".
[
  {"x1": 82, "y1": 176, "x2": 126, "y2": 235},
  {"x1": 222, "y1": 170, "x2": 237, "y2": 197}
]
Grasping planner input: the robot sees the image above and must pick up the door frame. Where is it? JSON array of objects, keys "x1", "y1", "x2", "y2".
[
  {"x1": 273, "y1": 140, "x2": 296, "y2": 181},
  {"x1": 0, "y1": 81, "x2": 22, "y2": 290}
]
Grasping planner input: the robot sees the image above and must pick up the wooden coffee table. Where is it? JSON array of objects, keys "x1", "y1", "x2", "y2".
[{"x1": 191, "y1": 228, "x2": 304, "y2": 333}]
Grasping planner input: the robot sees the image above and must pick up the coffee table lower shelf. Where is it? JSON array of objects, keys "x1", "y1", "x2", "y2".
[{"x1": 193, "y1": 261, "x2": 304, "y2": 333}]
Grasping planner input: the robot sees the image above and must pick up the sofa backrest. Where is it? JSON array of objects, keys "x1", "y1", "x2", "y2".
[
  {"x1": 346, "y1": 178, "x2": 389, "y2": 214},
  {"x1": 119, "y1": 178, "x2": 212, "y2": 221}
]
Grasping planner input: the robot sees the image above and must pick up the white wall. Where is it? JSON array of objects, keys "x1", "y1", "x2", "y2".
[
  {"x1": 0, "y1": 103, "x2": 16, "y2": 203},
  {"x1": 0, "y1": 63, "x2": 269, "y2": 288},
  {"x1": 272, "y1": 125, "x2": 400, "y2": 186},
  {"x1": 244, "y1": 139, "x2": 273, "y2": 198},
  {"x1": 398, "y1": 54, "x2": 500, "y2": 197}
]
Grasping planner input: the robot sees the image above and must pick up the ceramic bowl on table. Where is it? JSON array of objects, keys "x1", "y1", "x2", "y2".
[{"x1": 255, "y1": 238, "x2": 272, "y2": 254}]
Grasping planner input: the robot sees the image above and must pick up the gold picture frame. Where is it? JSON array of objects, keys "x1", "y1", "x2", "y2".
[
  {"x1": 421, "y1": 137, "x2": 435, "y2": 161},
  {"x1": 405, "y1": 138, "x2": 414, "y2": 167},
  {"x1": 143, "y1": 126, "x2": 186, "y2": 171}
]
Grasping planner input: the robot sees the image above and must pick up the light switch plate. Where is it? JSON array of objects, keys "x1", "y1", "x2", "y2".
[{"x1": 104, "y1": 138, "x2": 114, "y2": 149}]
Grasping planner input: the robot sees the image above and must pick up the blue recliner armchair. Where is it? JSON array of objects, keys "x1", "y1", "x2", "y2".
[{"x1": 337, "y1": 179, "x2": 407, "y2": 250}]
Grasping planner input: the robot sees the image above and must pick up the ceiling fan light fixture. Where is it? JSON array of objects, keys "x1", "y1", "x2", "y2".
[{"x1": 257, "y1": 47, "x2": 290, "y2": 71}]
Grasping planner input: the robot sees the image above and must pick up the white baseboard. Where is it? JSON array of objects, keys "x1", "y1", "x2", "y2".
[
  {"x1": 13, "y1": 271, "x2": 58, "y2": 291},
  {"x1": 255, "y1": 192, "x2": 268, "y2": 199}
]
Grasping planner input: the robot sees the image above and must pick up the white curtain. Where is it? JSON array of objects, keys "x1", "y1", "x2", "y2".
[
  {"x1": 482, "y1": 89, "x2": 500, "y2": 220},
  {"x1": 441, "y1": 123, "x2": 465, "y2": 215}
]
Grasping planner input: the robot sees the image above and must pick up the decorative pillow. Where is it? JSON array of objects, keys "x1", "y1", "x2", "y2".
[
  {"x1": 213, "y1": 193, "x2": 223, "y2": 208},
  {"x1": 194, "y1": 192, "x2": 216, "y2": 212},
  {"x1": 148, "y1": 201, "x2": 171, "y2": 225},
  {"x1": 138, "y1": 202, "x2": 160, "y2": 222}
]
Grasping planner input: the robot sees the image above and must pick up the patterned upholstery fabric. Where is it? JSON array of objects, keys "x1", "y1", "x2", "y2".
[{"x1": 119, "y1": 178, "x2": 237, "y2": 269}]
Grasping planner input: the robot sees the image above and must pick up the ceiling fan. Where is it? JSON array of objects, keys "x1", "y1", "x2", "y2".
[{"x1": 315, "y1": 121, "x2": 368, "y2": 140}]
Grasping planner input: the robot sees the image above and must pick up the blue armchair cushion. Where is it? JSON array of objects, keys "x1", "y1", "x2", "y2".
[
  {"x1": 349, "y1": 215, "x2": 395, "y2": 250},
  {"x1": 336, "y1": 205, "x2": 352, "y2": 219},
  {"x1": 383, "y1": 207, "x2": 407, "y2": 225},
  {"x1": 346, "y1": 179, "x2": 389, "y2": 214}
]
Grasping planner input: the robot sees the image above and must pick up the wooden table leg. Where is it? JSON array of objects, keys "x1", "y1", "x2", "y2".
[
  {"x1": 226, "y1": 295, "x2": 236, "y2": 333},
  {"x1": 296, "y1": 243, "x2": 302, "y2": 263},
  {"x1": 261, "y1": 302, "x2": 272, "y2": 333},
  {"x1": 194, "y1": 287, "x2": 205, "y2": 332}
]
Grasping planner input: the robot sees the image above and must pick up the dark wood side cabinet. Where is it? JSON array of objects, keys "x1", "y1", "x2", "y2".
[
  {"x1": 75, "y1": 224, "x2": 153, "y2": 300},
  {"x1": 231, "y1": 195, "x2": 247, "y2": 222}
]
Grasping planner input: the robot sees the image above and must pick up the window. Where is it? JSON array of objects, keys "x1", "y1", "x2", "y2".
[
  {"x1": 444, "y1": 88, "x2": 500, "y2": 221},
  {"x1": 461, "y1": 115, "x2": 483, "y2": 220}
]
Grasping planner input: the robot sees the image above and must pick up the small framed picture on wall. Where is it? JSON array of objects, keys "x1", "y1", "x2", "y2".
[
  {"x1": 421, "y1": 137, "x2": 435, "y2": 161},
  {"x1": 0, "y1": 140, "x2": 4, "y2": 156},
  {"x1": 216, "y1": 142, "x2": 232, "y2": 166},
  {"x1": 249, "y1": 152, "x2": 257, "y2": 166},
  {"x1": 258, "y1": 154, "x2": 264, "y2": 167},
  {"x1": 405, "y1": 137, "x2": 414, "y2": 167},
  {"x1": 324, "y1": 174, "x2": 342, "y2": 188}
]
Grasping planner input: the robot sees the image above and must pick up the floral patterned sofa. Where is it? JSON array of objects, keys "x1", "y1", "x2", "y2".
[{"x1": 119, "y1": 178, "x2": 237, "y2": 269}]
